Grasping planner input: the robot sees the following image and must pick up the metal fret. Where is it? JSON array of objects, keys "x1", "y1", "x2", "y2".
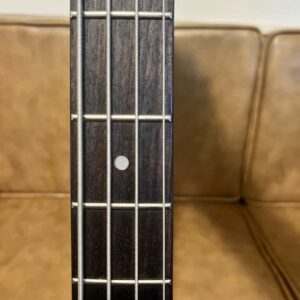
[
  {"x1": 72, "y1": 202, "x2": 172, "y2": 209},
  {"x1": 76, "y1": 0, "x2": 84, "y2": 299},
  {"x1": 73, "y1": 278, "x2": 172, "y2": 285},
  {"x1": 106, "y1": 0, "x2": 112, "y2": 299},
  {"x1": 71, "y1": 114, "x2": 172, "y2": 122},
  {"x1": 70, "y1": 11, "x2": 173, "y2": 20}
]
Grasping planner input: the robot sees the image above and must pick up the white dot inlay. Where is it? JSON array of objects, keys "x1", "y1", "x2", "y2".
[{"x1": 114, "y1": 155, "x2": 129, "y2": 171}]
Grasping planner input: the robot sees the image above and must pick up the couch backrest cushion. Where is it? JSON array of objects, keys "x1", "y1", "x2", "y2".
[
  {"x1": 245, "y1": 32, "x2": 300, "y2": 203},
  {"x1": 0, "y1": 22, "x2": 70, "y2": 193},
  {"x1": 175, "y1": 27, "x2": 261, "y2": 200},
  {"x1": 0, "y1": 22, "x2": 262, "y2": 197}
]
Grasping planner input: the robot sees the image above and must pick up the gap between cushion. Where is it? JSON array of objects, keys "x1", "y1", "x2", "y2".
[{"x1": 242, "y1": 205, "x2": 299, "y2": 300}]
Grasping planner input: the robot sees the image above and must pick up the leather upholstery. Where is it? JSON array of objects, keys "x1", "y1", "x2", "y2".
[
  {"x1": 246, "y1": 206, "x2": 300, "y2": 298},
  {"x1": 0, "y1": 195, "x2": 71, "y2": 300},
  {"x1": 175, "y1": 27, "x2": 261, "y2": 200},
  {"x1": 0, "y1": 22, "x2": 70, "y2": 193},
  {"x1": 174, "y1": 201, "x2": 285, "y2": 300},
  {"x1": 1, "y1": 19, "x2": 300, "y2": 300},
  {"x1": 244, "y1": 33, "x2": 300, "y2": 203},
  {"x1": 241, "y1": 33, "x2": 300, "y2": 299}
]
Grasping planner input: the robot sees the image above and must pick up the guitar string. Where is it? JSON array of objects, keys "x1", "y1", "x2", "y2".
[
  {"x1": 162, "y1": 0, "x2": 167, "y2": 299},
  {"x1": 76, "y1": 0, "x2": 84, "y2": 299},
  {"x1": 134, "y1": 0, "x2": 139, "y2": 299},
  {"x1": 106, "y1": 0, "x2": 112, "y2": 299}
]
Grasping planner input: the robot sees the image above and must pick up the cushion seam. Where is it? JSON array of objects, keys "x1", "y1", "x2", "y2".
[
  {"x1": 240, "y1": 30, "x2": 265, "y2": 197},
  {"x1": 175, "y1": 195, "x2": 240, "y2": 202},
  {"x1": 242, "y1": 35, "x2": 271, "y2": 199},
  {"x1": 0, "y1": 192, "x2": 70, "y2": 200},
  {"x1": 246, "y1": 199, "x2": 300, "y2": 208},
  {"x1": 242, "y1": 205, "x2": 299, "y2": 299}
]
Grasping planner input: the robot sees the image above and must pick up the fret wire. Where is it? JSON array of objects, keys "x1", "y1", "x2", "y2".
[
  {"x1": 106, "y1": 0, "x2": 112, "y2": 299},
  {"x1": 134, "y1": 0, "x2": 139, "y2": 299},
  {"x1": 71, "y1": 114, "x2": 172, "y2": 122},
  {"x1": 162, "y1": 0, "x2": 167, "y2": 299},
  {"x1": 76, "y1": 0, "x2": 84, "y2": 299},
  {"x1": 73, "y1": 278, "x2": 172, "y2": 285},
  {"x1": 72, "y1": 202, "x2": 172, "y2": 209},
  {"x1": 70, "y1": 11, "x2": 173, "y2": 20}
]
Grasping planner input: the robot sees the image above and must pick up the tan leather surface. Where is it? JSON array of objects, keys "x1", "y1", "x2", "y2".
[
  {"x1": 174, "y1": 201, "x2": 285, "y2": 300},
  {"x1": 0, "y1": 196, "x2": 71, "y2": 300},
  {"x1": 0, "y1": 24, "x2": 262, "y2": 199},
  {"x1": 0, "y1": 196, "x2": 286, "y2": 300},
  {"x1": 245, "y1": 33, "x2": 300, "y2": 202},
  {"x1": 0, "y1": 24, "x2": 70, "y2": 193},
  {"x1": 175, "y1": 28, "x2": 261, "y2": 200},
  {"x1": 1, "y1": 20, "x2": 298, "y2": 299},
  {"x1": 247, "y1": 206, "x2": 300, "y2": 299}
]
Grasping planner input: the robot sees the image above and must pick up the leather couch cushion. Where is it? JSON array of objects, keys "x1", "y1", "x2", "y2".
[
  {"x1": 0, "y1": 23, "x2": 70, "y2": 193},
  {"x1": 0, "y1": 23, "x2": 262, "y2": 201},
  {"x1": 245, "y1": 33, "x2": 300, "y2": 203},
  {"x1": 0, "y1": 195, "x2": 71, "y2": 300},
  {"x1": 246, "y1": 206, "x2": 300, "y2": 298},
  {"x1": 174, "y1": 201, "x2": 285, "y2": 300},
  {"x1": 175, "y1": 27, "x2": 261, "y2": 200},
  {"x1": 0, "y1": 196, "x2": 286, "y2": 300}
]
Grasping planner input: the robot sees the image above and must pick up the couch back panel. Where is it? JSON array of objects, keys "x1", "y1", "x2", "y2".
[
  {"x1": 174, "y1": 28, "x2": 261, "y2": 200},
  {"x1": 245, "y1": 32, "x2": 300, "y2": 203},
  {"x1": 0, "y1": 23, "x2": 70, "y2": 193}
]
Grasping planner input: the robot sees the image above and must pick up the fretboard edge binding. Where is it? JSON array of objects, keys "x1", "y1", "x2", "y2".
[
  {"x1": 70, "y1": 11, "x2": 173, "y2": 20},
  {"x1": 72, "y1": 202, "x2": 172, "y2": 209},
  {"x1": 72, "y1": 278, "x2": 172, "y2": 285}
]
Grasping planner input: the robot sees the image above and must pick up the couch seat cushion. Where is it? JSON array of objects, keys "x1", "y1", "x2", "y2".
[
  {"x1": 0, "y1": 195, "x2": 71, "y2": 300},
  {"x1": 247, "y1": 206, "x2": 300, "y2": 299},
  {"x1": 174, "y1": 201, "x2": 286, "y2": 300},
  {"x1": 0, "y1": 196, "x2": 287, "y2": 300}
]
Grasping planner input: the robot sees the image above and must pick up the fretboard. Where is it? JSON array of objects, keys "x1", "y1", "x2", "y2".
[{"x1": 70, "y1": 1, "x2": 174, "y2": 299}]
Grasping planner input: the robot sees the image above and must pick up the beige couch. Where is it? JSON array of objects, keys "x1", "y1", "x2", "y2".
[{"x1": 0, "y1": 18, "x2": 299, "y2": 300}]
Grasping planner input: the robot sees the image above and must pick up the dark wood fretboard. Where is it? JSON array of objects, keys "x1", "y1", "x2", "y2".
[{"x1": 70, "y1": 0, "x2": 174, "y2": 299}]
